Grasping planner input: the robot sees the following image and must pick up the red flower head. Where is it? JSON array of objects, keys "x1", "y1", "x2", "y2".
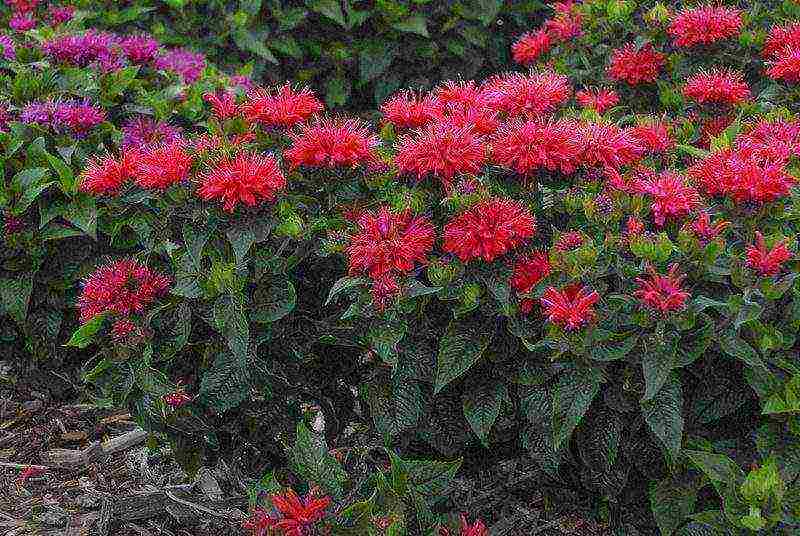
[
  {"x1": 578, "y1": 122, "x2": 644, "y2": 170},
  {"x1": 16, "y1": 465, "x2": 45, "y2": 487},
  {"x1": 634, "y1": 264, "x2": 690, "y2": 314},
  {"x1": 491, "y1": 118, "x2": 583, "y2": 175},
  {"x1": 682, "y1": 69, "x2": 751, "y2": 105},
  {"x1": 736, "y1": 119, "x2": 800, "y2": 163},
  {"x1": 540, "y1": 283, "x2": 600, "y2": 330},
  {"x1": 746, "y1": 232, "x2": 793, "y2": 277},
  {"x1": 668, "y1": 5, "x2": 742, "y2": 48},
  {"x1": 270, "y1": 488, "x2": 331, "y2": 536},
  {"x1": 285, "y1": 118, "x2": 379, "y2": 170},
  {"x1": 625, "y1": 216, "x2": 645, "y2": 236},
  {"x1": 131, "y1": 142, "x2": 193, "y2": 190},
  {"x1": 163, "y1": 390, "x2": 193, "y2": 408},
  {"x1": 243, "y1": 84, "x2": 324, "y2": 128},
  {"x1": 688, "y1": 212, "x2": 729, "y2": 242},
  {"x1": 77, "y1": 259, "x2": 171, "y2": 324},
  {"x1": 458, "y1": 514, "x2": 488, "y2": 536},
  {"x1": 576, "y1": 88, "x2": 619, "y2": 114},
  {"x1": 628, "y1": 119, "x2": 674, "y2": 154},
  {"x1": 544, "y1": 11, "x2": 583, "y2": 41},
  {"x1": 111, "y1": 318, "x2": 137, "y2": 343},
  {"x1": 555, "y1": 230, "x2": 584, "y2": 251},
  {"x1": 636, "y1": 171, "x2": 702, "y2": 227},
  {"x1": 763, "y1": 22, "x2": 800, "y2": 59},
  {"x1": 767, "y1": 48, "x2": 800, "y2": 84},
  {"x1": 435, "y1": 80, "x2": 494, "y2": 110},
  {"x1": 698, "y1": 114, "x2": 734, "y2": 149},
  {"x1": 482, "y1": 71, "x2": 572, "y2": 118},
  {"x1": 394, "y1": 121, "x2": 487, "y2": 187},
  {"x1": 197, "y1": 152, "x2": 286, "y2": 212},
  {"x1": 510, "y1": 251, "x2": 551, "y2": 294},
  {"x1": 512, "y1": 30, "x2": 552, "y2": 65},
  {"x1": 445, "y1": 106, "x2": 501, "y2": 136},
  {"x1": 370, "y1": 273, "x2": 401, "y2": 311},
  {"x1": 242, "y1": 508, "x2": 277, "y2": 536},
  {"x1": 688, "y1": 150, "x2": 796, "y2": 204},
  {"x1": 346, "y1": 207, "x2": 435, "y2": 279},
  {"x1": 608, "y1": 44, "x2": 665, "y2": 85},
  {"x1": 79, "y1": 152, "x2": 135, "y2": 196},
  {"x1": 204, "y1": 91, "x2": 239, "y2": 121},
  {"x1": 443, "y1": 198, "x2": 536, "y2": 262},
  {"x1": 380, "y1": 90, "x2": 443, "y2": 129}
]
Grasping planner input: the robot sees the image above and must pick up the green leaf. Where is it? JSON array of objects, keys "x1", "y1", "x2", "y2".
[
  {"x1": 359, "y1": 41, "x2": 399, "y2": 82},
  {"x1": 239, "y1": 0, "x2": 262, "y2": 16},
  {"x1": 306, "y1": 0, "x2": 346, "y2": 27},
  {"x1": 14, "y1": 181, "x2": 54, "y2": 215},
  {"x1": 232, "y1": 29, "x2": 278, "y2": 63},
  {"x1": 718, "y1": 331, "x2": 768, "y2": 373},
  {"x1": 276, "y1": 7, "x2": 308, "y2": 31},
  {"x1": 590, "y1": 334, "x2": 638, "y2": 361},
  {"x1": 325, "y1": 76, "x2": 351, "y2": 108},
  {"x1": 434, "y1": 315, "x2": 494, "y2": 393},
  {"x1": 475, "y1": 0, "x2": 502, "y2": 25},
  {"x1": 362, "y1": 372, "x2": 423, "y2": 440},
  {"x1": 684, "y1": 450, "x2": 744, "y2": 497},
  {"x1": 64, "y1": 313, "x2": 107, "y2": 349},
  {"x1": 292, "y1": 422, "x2": 347, "y2": 498},
  {"x1": 641, "y1": 374, "x2": 684, "y2": 459},
  {"x1": 650, "y1": 477, "x2": 697, "y2": 536},
  {"x1": 226, "y1": 227, "x2": 256, "y2": 268},
  {"x1": 214, "y1": 292, "x2": 250, "y2": 360},
  {"x1": 399, "y1": 455, "x2": 462, "y2": 498},
  {"x1": 392, "y1": 15, "x2": 429, "y2": 37},
  {"x1": 63, "y1": 193, "x2": 97, "y2": 239},
  {"x1": 552, "y1": 366, "x2": 603, "y2": 450},
  {"x1": 46, "y1": 152, "x2": 75, "y2": 193},
  {"x1": 325, "y1": 276, "x2": 365, "y2": 306},
  {"x1": 182, "y1": 223, "x2": 211, "y2": 272},
  {"x1": 462, "y1": 382, "x2": 505, "y2": 447},
  {"x1": 0, "y1": 276, "x2": 34, "y2": 326},
  {"x1": 269, "y1": 35, "x2": 303, "y2": 59},
  {"x1": 642, "y1": 333, "x2": 678, "y2": 401},
  {"x1": 198, "y1": 351, "x2": 251, "y2": 412},
  {"x1": 251, "y1": 278, "x2": 296, "y2": 323}
]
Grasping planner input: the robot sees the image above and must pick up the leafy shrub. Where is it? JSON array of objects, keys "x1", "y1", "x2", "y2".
[{"x1": 5, "y1": 0, "x2": 800, "y2": 534}]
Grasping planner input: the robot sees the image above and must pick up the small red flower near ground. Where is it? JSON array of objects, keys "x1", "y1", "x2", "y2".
[
  {"x1": 346, "y1": 207, "x2": 435, "y2": 279},
  {"x1": 285, "y1": 118, "x2": 379, "y2": 170},
  {"x1": 682, "y1": 70, "x2": 751, "y2": 105},
  {"x1": 607, "y1": 44, "x2": 665, "y2": 85},
  {"x1": 164, "y1": 390, "x2": 193, "y2": 408},
  {"x1": 512, "y1": 29, "x2": 552, "y2": 65},
  {"x1": 540, "y1": 283, "x2": 600, "y2": 330},
  {"x1": 443, "y1": 198, "x2": 536, "y2": 262},
  {"x1": 79, "y1": 152, "x2": 135, "y2": 196},
  {"x1": 482, "y1": 71, "x2": 572, "y2": 117},
  {"x1": 394, "y1": 121, "x2": 487, "y2": 187},
  {"x1": 668, "y1": 5, "x2": 742, "y2": 48},
  {"x1": 242, "y1": 508, "x2": 277, "y2": 536},
  {"x1": 243, "y1": 84, "x2": 324, "y2": 128},
  {"x1": 636, "y1": 171, "x2": 702, "y2": 227},
  {"x1": 380, "y1": 90, "x2": 443, "y2": 129},
  {"x1": 634, "y1": 264, "x2": 690, "y2": 314},
  {"x1": 270, "y1": 488, "x2": 331, "y2": 536},
  {"x1": 510, "y1": 252, "x2": 551, "y2": 294},
  {"x1": 491, "y1": 119, "x2": 583, "y2": 175},
  {"x1": 16, "y1": 466, "x2": 45, "y2": 487},
  {"x1": 576, "y1": 88, "x2": 619, "y2": 114},
  {"x1": 197, "y1": 152, "x2": 286, "y2": 212},
  {"x1": 688, "y1": 212, "x2": 729, "y2": 242},
  {"x1": 746, "y1": 232, "x2": 793, "y2": 276},
  {"x1": 77, "y1": 259, "x2": 171, "y2": 324},
  {"x1": 131, "y1": 142, "x2": 193, "y2": 190},
  {"x1": 439, "y1": 514, "x2": 489, "y2": 536}
]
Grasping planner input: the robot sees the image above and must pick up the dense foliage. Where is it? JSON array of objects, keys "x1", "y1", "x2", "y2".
[{"x1": 6, "y1": 0, "x2": 800, "y2": 534}]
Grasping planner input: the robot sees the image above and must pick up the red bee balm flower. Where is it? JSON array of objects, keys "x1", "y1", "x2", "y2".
[
  {"x1": 131, "y1": 142, "x2": 193, "y2": 190},
  {"x1": 243, "y1": 84, "x2": 324, "y2": 128},
  {"x1": 682, "y1": 70, "x2": 751, "y2": 105},
  {"x1": 634, "y1": 264, "x2": 690, "y2": 314},
  {"x1": 540, "y1": 283, "x2": 600, "y2": 330},
  {"x1": 636, "y1": 171, "x2": 702, "y2": 227},
  {"x1": 608, "y1": 44, "x2": 665, "y2": 85},
  {"x1": 197, "y1": 152, "x2": 286, "y2": 212},
  {"x1": 482, "y1": 71, "x2": 572, "y2": 117},
  {"x1": 578, "y1": 123, "x2": 644, "y2": 170},
  {"x1": 511, "y1": 29, "x2": 552, "y2": 65},
  {"x1": 79, "y1": 152, "x2": 135, "y2": 196},
  {"x1": 270, "y1": 489, "x2": 331, "y2": 536},
  {"x1": 380, "y1": 90, "x2": 443, "y2": 129},
  {"x1": 77, "y1": 259, "x2": 171, "y2": 324},
  {"x1": 668, "y1": 6, "x2": 742, "y2": 48},
  {"x1": 394, "y1": 121, "x2": 487, "y2": 186},
  {"x1": 688, "y1": 212, "x2": 729, "y2": 242},
  {"x1": 443, "y1": 198, "x2": 536, "y2": 262},
  {"x1": 764, "y1": 22, "x2": 800, "y2": 59},
  {"x1": 746, "y1": 232, "x2": 793, "y2": 276},
  {"x1": 555, "y1": 231, "x2": 584, "y2": 251},
  {"x1": 285, "y1": 118, "x2": 379, "y2": 169},
  {"x1": 628, "y1": 120, "x2": 674, "y2": 154},
  {"x1": 346, "y1": 207, "x2": 435, "y2": 278},
  {"x1": 510, "y1": 252, "x2": 551, "y2": 294},
  {"x1": 688, "y1": 150, "x2": 796, "y2": 204},
  {"x1": 242, "y1": 508, "x2": 276, "y2": 536},
  {"x1": 491, "y1": 119, "x2": 583, "y2": 175},
  {"x1": 204, "y1": 91, "x2": 239, "y2": 120},
  {"x1": 576, "y1": 88, "x2": 619, "y2": 114},
  {"x1": 767, "y1": 48, "x2": 800, "y2": 84}
]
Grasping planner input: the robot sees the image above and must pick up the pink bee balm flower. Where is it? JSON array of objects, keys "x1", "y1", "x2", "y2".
[
  {"x1": 634, "y1": 264, "x2": 690, "y2": 314},
  {"x1": 746, "y1": 232, "x2": 793, "y2": 276},
  {"x1": 682, "y1": 69, "x2": 751, "y2": 105}
]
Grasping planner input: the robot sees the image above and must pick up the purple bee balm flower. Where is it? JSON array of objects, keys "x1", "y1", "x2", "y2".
[
  {"x1": 0, "y1": 34, "x2": 15, "y2": 60},
  {"x1": 230, "y1": 74, "x2": 255, "y2": 91},
  {"x1": 20, "y1": 101, "x2": 54, "y2": 124},
  {"x1": 48, "y1": 5, "x2": 75, "y2": 26},
  {"x1": 9, "y1": 12, "x2": 35, "y2": 32},
  {"x1": 43, "y1": 30, "x2": 120, "y2": 67},
  {"x1": 20, "y1": 99, "x2": 106, "y2": 136},
  {"x1": 121, "y1": 116, "x2": 183, "y2": 150},
  {"x1": 119, "y1": 34, "x2": 160, "y2": 64},
  {"x1": 154, "y1": 48, "x2": 205, "y2": 84}
]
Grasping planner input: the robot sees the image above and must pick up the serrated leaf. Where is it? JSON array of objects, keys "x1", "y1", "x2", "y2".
[
  {"x1": 642, "y1": 375, "x2": 684, "y2": 459},
  {"x1": 642, "y1": 333, "x2": 678, "y2": 401},
  {"x1": 400, "y1": 455, "x2": 462, "y2": 499},
  {"x1": 362, "y1": 372, "x2": 423, "y2": 440},
  {"x1": 359, "y1": 41, "x2": 398, "y2": 82},
  {"x1": 182, "y1": 223, "x2": 211, "y2": 272},
  {"x1": 214, "y1": 292, "x2": 249, "y2": 360},
  {"x1": 684, "y1": 450, "x2": 744, "y2": 497},
  {"x1": 307, "y1": 0, "x2": 346, "y2": 26},
  {"x1": 590, "y1": 334, "x2": 638, "y2": 361},
  {"x1": 63, "y1": 193, "x2": 97, "y2": 239},
  {"x1": 292, "y1": 422, "x2": 347, "y2": 498},
  {"x1": 650, "y1": 477, "x2": 697, "y2": 536},
  {"x1": 232, "y1": 29, "x2": 278, "y2": 63},
  {"x1": 64, "y1": 313, "x2": 107, "y2": 349},
  {"x1": 0, "y1": 275, "x2": 34, "y2": 326},
  {"x1": 199, "y1": 351, "x2": 250, "y2": 412},
  {"x1": 325, "y1": 276, "x2": 365, "y2": 306},
  {"x1": 434, "y1": 315, "x2": 493, "y2": 393},
  {"x1": 462, "y1": 382, "x2": 504, "y2": 447},
  {"x1": 718, "y1": 331, "x2": 768, "y2": 373},
  {"x1": 251, "y1": 277, "x2": 296, "y2": 323},
  {"x1": 552, "y1": 366, "x2": 603, "y2": 450},
  {"x1": 325, "y1": 76, "x2": 351, "y2": 108},
  {"x1": 226, "y1": 227, "x2": 256, "y2": 268}
]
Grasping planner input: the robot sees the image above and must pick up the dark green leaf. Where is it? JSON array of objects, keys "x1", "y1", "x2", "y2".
[
  {"x1": 359, "y1": 41, "x2": 398, "y2": 82},
  {"x1": 650, "y1": 477, "x2": 697, "y2": 536},
  {"x1": 641, "y1": 374, "x2": 684, "y2": 458},
  {"x1": 590, "y1": 334, "x2": 638, "y2": 361},
  {"x1": 292, "y1": 422, "x2": 347, "y2": 497},
  {"x1": 434, "y1": 315, "x2": 494, "y2": 393},
  {"x1": 64, "y1": 313, "x2": 107, "y2": 349},
  {"x1": 251, "y1": 278, "x2": 296, "y2": 323},
  {"x1": 0, "y1": 276, "x2": 34, "y2": 326},
  {"x1": 198, "y1": 351, "x2": 250, "y2": 412},
  {"x1": 642, "y1": 333, "x2": 678, "y2": 401},
  {"x1": 306, "y1": 0, "x2": 346, "y2": 26},
  {"x1": 325, "y1": 276, "x2": 365, "y2": 306},
  {"x1": 392, "y1": 15, "x2": 429, "y2": 37},
  {"x1": 462, "y1": 382, "x2": 505, "y2": 447},
  {"x1": 325, "y1": 76, "x2": 351, "y2": 108},
  {"x1": 552, "y1": 366, "x2": 603, "y2": 450}
]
